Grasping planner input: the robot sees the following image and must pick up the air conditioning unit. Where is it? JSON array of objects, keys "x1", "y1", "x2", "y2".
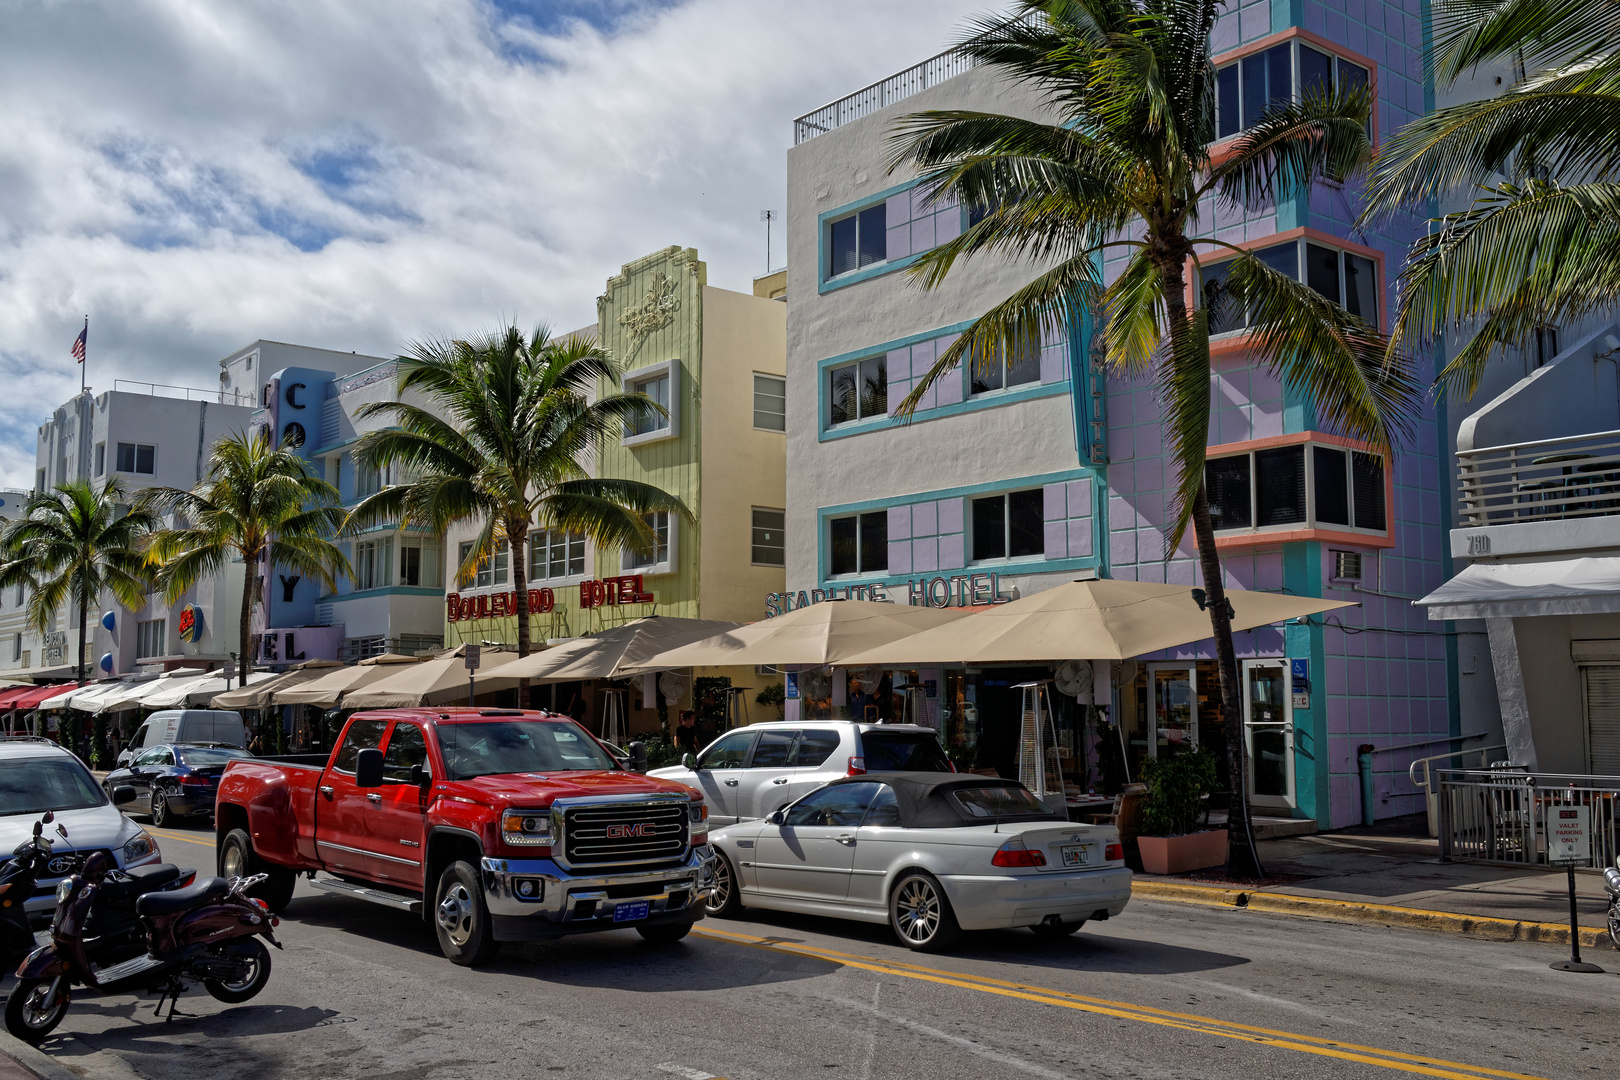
[{"x1": 1331, "y1": 550, "x2": 1363, "y2": 581}]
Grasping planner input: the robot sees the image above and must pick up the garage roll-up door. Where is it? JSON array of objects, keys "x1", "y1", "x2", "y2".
[{"x1": 1581, "y1": 666, "x2": 1620, "y2": 774}]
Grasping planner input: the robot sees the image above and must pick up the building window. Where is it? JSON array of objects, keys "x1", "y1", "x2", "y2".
[
  {"x1": 1534, "y1": 326, "x2": 1559, "y2": 368},
  {"x1": 622, "y1": 359, "x2": 679, "y2": 444},
  {"x1": 136, "y1": 619, "x2": 165, "y2": 659},
  {"x1": 457, "y1": 542, "x2": 493, "y2": 588},
  {"x1": 828, "y1": 356, "x2": 886, "y2": 425},
  {"x1": 752, "y1": 508, "x2": 785, "y2": 566},
  {"x1": 627, "y1": 372, "x2": 670, "y2": 437},
  {"x1": 1216, "y1": 40, "x2": 1370, "y2": 140},
  {"x1": 829, "y1": 512, "x2": 886, "y2": 576},
  {"x1": 35, "y1": 470, "x2": 44, "y2": 493},
  {"x1": 492, "y1": 544, "x2": 509, "y2": 586},
  {"x1": 355, "y1": 461, "x2": 382, "y2": 500},
  {"x1": 10, "y1": 634, "x2": 19, "y2": 663},
  {"x1": 399, "y1": 538, "x2": 442, "y2": 588},
  {"x1": 827, "y1": 203, "x2": 886, "y2": 278},
  {"x1": 969, "y1": 339, "x2": 1041, "y2": 396},
  {"x1": 1202, "y1": 238, "x2": 1377, "y2": 335},
  {"x1": 754, "y1": 374, "x2": 786, "y2": 431},
  {"x1": 116, "y1": 443, "x2": 155, "y2": 474},
  {"x1": 624, "y1": 512, "x2": 671, "y2": 572},
  {"x1": 1206, "y1": 441, "x2": 1386, "y2": 535},
  {"x1": 530, "y1": 529, "x2": 585, "y2": 581},
  {"x1": 94, "y1": 442, "x2": 105, "y2": 477},
  {"x1": 971, "y1": 489, "x2": 1044, "y2": 562},
  {"x1": 354, "y1": 537, "x2": 394, "y2": 591},
  {"x1": 11, "y1": 585, "x2": 20, "y2": 607}
]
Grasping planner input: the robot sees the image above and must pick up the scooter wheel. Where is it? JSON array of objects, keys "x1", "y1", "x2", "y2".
[
  {"x1": 1609, "y1": 904, "x2": 1620, "y2": 951},
  {"x1": 5, "y1": 976, "x2": 69, "y2": 1044},
  {"x1": 203, "y1": 938, "x2": 272, "y2": 1004}
]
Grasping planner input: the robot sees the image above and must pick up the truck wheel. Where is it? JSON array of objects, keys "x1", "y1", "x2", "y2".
[
  {"x1": 219, "y1": 828, "x2": 296, "y2": 913},
  {"x1": 434, "y1": 861, "x2": 500, "y2": 967},
  {"x1": 636, "y1": 922, "x2": 692, "y2": 945},
  {"x1": 704, "y1": 850, "x2": 742, "y2": 918}
]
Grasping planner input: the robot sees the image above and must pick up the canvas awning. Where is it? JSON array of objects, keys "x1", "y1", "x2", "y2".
[
  {"x1": 472, "y1": 617, "x2": 744, "y2": 689},
  {"x1": 626, "y1": 599, "x2": 971, "y2": 671},
  {"x1": 1416, "y1": 557, "x2": 1620, "y2": 620},
  {"x1": 342, "y1": 645, "x2": 522, "y2": 709},
  {"x1": 8, "y1": 684, "x2": 78, "y2": 711},
  {"x1": 838, "y1": 578, "x2": 1359, "y2": 665},
  {"x1": 273, "y1": 654, "x2": 424, "y2": 708},
  {"x1": 91, "y1": 668, "x2": 210, "y2": 714},
  {"x1": 210, "y1": 659, "x2": 344, "y2": 709}
]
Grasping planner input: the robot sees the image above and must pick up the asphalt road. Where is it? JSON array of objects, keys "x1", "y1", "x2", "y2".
[{"x1": 18, "y1": 820, "x2": 1620, "y2": 1080}]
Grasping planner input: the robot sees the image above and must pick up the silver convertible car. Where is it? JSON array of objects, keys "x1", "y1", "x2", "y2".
[{"x1": 704, "y1": 772, "x2": 1132, "y2": 951}]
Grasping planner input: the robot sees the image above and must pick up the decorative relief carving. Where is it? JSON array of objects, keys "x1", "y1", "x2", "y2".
[{"x1": 618, "y1": 270, "x2": 681, "y2": 358}]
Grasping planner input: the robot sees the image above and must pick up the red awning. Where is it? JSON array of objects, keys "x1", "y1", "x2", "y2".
[
  {"x1": 9, "y1": 684, "x2": 76, "y2": 710},
  {"x1": 0, "y1": 687, "x2": 36, "y2": 709}
]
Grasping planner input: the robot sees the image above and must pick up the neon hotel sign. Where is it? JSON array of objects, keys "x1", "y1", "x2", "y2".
[
  {"x1": 446, "y1": 575, "x2": 655, "y2": 622},
  {"x1": 766, "y1": 573, "x2": 1013, "y2": 617}
]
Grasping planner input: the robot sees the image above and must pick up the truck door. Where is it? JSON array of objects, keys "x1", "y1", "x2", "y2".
[
  {"x1": 364, "y1": 721, "x2": 430, "y2": 888},
  {"x1": 317, "y1": 718, "x2": 389, "y2": 878}
]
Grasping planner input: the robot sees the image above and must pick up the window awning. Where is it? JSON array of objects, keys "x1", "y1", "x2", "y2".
[{"x1": 1416, "y1": 557, "x2": 1620, "y2": 620}]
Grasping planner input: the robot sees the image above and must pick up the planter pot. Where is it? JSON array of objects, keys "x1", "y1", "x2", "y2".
[{"x1": 1137, "y1": 829, "x2": 1229, "y2": 875}]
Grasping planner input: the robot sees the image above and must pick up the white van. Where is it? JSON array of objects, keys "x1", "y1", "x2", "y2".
[{"x1": 115, "y1": 709, "x2": 249, "y2": 768}]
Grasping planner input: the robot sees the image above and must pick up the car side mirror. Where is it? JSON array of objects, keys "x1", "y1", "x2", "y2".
[
  {"x1": 682, "y1": 753, "x2": 699, "y2": 771},
  {"x1": 112, "y1": 785, "x2": 137, "y2": 806},
  {"x1": 628, "y1": 741, "x2": 648, "y2": 773},
  {"x1": 767, "y1": 809, "x2": 787, "y2": 826},
  {"x1": 355, "y1": 747, "x2": 384, "y2": 789}
]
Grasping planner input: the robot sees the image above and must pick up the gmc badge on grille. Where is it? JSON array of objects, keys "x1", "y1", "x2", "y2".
[{"x1": 605, "y1": 823, "x2": 657, "y2": 838}]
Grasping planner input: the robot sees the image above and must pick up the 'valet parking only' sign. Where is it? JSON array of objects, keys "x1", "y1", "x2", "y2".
[{"x1": 1547, "y1": 805, "x2": 1590, "y2": 864}]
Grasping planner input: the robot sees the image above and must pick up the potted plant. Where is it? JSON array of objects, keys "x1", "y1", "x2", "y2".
[
  {"x1": 756, "y1": 682, "x2": 785, "y2": 719},
  {"x1": 1137, "y1": 746, "x2": 1227, "y2": 875}
]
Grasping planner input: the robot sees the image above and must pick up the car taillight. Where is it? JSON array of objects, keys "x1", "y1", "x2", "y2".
[
  {"x1": 181, "y1": 774, "x2": 212, "y2": 787},
  {"x1": 1105, "y1": 842, "x2": 1124, "y2": 862},
  {"x1": 991, "y1": 839, "x2": 1046, "y2": 868},
  {"x1": 846, "y1": 756, "x2": 866, "y2": 776}
]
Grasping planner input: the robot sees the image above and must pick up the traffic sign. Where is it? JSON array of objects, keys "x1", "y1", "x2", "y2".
[
  {"x1": 1547, "y1": 805, "x2": 1590, "y2": 864},
  {"x1": 464, "y1": 645, "x2": 481, "y2": 672}
]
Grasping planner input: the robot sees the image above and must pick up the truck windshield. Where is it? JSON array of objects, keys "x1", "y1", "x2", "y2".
[
  {"x1": 0, "y1": 758, "x2": 105, "y2": 816},
  {"x1": 435, "y1": 721, "x2": 617, "y2": 779}
]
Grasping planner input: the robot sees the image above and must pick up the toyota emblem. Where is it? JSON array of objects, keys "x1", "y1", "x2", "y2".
[{"x1": 46, "y1": 855, "x2": 76, "y2": 876}]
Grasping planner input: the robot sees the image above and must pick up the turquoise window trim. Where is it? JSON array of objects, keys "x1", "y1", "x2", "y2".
[
  {"x1": 320, "y1": 586, "x2": 446, "y2": 602},
  {"x1": 816, "y1": 467, "x2": 1104, "y2": 585},
  {"x1": 816, "y1": 320, "x2": 1072, "y2": 442},
  {"x1": 312, "y1": 436, "x2": 359, "y2": 456},
  {"x1": 816, "y1": 177, "x2": 966, "y2": 295}
]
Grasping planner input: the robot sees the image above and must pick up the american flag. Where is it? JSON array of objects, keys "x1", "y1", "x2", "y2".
[{"x1": 70, "y1": 321, "x2": 86, "y2": 363}]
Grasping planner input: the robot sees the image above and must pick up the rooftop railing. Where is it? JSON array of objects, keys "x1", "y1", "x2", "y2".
[
  {"x1": 1456, "y1": 427, "x2": 1620, "y2": 526},
  {"x1": 793, "y1": 48, "x2": 979, "y2": 144},
  {"x1": 112, "y1": 379, "x2": 255, "y2": 407}
]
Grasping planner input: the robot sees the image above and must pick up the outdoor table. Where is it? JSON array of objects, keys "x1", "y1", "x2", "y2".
[{"x1": 1066, "y1": 797, "x2": 1116, "y2": 823}]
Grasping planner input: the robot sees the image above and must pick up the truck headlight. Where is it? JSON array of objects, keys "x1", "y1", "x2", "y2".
[
  {"x1": 122, "y1": 830, "x2": 157, "y2": 863},
  {"x1": 689, "y1": 800, "x2": 707, "y2": 843},
  {"x1": 501, "y1": 810, "x2": 553, "y2": 847}
]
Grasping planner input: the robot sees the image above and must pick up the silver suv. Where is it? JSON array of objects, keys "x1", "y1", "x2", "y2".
[{"x1": 648, "y1": 722, "x2": 953, "y2": 826}]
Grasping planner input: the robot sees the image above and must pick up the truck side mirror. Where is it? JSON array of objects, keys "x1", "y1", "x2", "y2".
[
  {"x1": 408, "y1": 764, "x2": 426, "y2": 786},
  {"x1": 628, "y1": 741, "x2": 648, "y2": 773},
  {"x1": 355, "y1": 747, "x2": 384, "y2": 789},
  {"x1": 682, "y1": 752, "x2": 699, "y2": 771}
]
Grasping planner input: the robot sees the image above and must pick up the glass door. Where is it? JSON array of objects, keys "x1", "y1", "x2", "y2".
[
  {"x1": 1242, "y1": 659, "x2": 1295, "y2": 809},
  {"x1": 1145, "y1": 663, "x2": 1197, "y2": 758}
]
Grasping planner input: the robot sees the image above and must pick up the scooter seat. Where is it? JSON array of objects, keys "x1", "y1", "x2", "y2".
[
  {"x1": 99, "y1": 863, "x2": 184, "y2": 903},
  {"x1": 136, "y1": 876, "x2": 231, "y2": 916}
]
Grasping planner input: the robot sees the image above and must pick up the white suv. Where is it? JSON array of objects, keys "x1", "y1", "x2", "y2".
[{"x1": 649, "y1": 722, "x2": 953, "y2": 826}]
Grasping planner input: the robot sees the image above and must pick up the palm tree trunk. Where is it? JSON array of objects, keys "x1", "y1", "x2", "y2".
[
  {"x1": 509, "y1": 518, "x2": 532, "y2": 708},
  {"x1": 75, "y1": 586, "x2": 88, "y2": 685},
  {"x1": 240, "y1": 556, "x2": 259, "y2": 684},
  {"x1": 1158, "y1": 249, "x2": 1264, "y2": 880}
]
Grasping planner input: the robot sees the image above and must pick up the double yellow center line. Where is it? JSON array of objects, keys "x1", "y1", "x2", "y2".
[{"x1": 694, "y1": 927, "x2": 1553, "y2": 1080}]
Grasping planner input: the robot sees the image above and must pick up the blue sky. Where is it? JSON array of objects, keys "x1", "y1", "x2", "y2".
[{"x1": 0, "y1": 0, "x2": 976, "y2": 487}]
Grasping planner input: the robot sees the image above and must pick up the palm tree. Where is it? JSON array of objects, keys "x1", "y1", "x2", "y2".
[
  {"x1": 347, "y1": 324, "x2": 688, "y2": 670},
  {"x1": 1361, "y1": 0, "x2": 1620, "y2": 396},
  {"x1": 0, "y1": 478, "x2": 160, "y2": 684},
  {"x1": 888, "y1": 1, "x2": 1421, "y2": 876},
  {"x1": 144, "y1": 430, "x2": 350, "y2": 684}
]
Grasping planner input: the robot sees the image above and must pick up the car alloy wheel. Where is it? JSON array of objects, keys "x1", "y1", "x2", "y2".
[
  {"x1": 894, "y1": 878, "x2": 941, "y2": 944},
  {"x1": 151, "y1": 793, "x2": 170, "y2": 828},
  {"x1": 705, "y1": 853, "x2": 736, "y2": 917}
]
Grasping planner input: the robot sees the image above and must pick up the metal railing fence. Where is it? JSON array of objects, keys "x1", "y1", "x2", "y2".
[
  {"x1": 1456, "y1": 427, "x2": 1620, "y2": 526},
  {"x1": 794, "y1": 49, "x2": 979, "y2": 144},
  {"x1": 1436, "y1": 767, "x2": 1620, "y2": 868}
]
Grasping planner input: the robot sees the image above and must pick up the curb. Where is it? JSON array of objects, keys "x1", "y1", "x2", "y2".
[
  {"x1": 1132, "y1": 880, "x2": 1612, "y2": 948},
  {"x1": 0, "y1": 1034, "x2": 81, "y2": 1080}
]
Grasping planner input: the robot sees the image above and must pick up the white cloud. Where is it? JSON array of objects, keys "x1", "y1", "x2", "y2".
[{"x1": 0, "y1": 0, "x2": 979, "y2": 485}]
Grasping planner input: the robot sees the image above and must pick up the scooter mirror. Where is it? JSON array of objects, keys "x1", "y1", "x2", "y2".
[
  {"x1": 55, "y1": 822, "x2": 68, "y2": 840},
  {"x1": 41, "y1": 812, "x2": 52, "y2": 824}
]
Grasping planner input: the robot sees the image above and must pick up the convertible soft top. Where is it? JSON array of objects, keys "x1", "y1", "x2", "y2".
[{"x1": 821, "y1": 771, "x2": 1064, "y2": 829}]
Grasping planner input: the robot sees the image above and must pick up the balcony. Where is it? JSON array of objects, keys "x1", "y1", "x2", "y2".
[{"x1": 793, "y1": 49, "x2": 977, "y2": 144}]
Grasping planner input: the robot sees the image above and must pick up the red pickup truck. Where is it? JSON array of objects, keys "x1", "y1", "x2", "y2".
[{"x1": 213, "y1": 708, "x2": 713, "y2": 965}]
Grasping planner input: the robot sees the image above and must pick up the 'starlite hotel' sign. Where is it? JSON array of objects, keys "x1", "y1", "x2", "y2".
[{"x1": 766, "y1": 573, "x2": 1014, "y2": 617}]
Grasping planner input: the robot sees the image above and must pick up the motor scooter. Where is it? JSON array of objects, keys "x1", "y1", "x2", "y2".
[
  {"x1": 1605, "y1": 863, "x2": 1620, "y2": 948},
  {"x1": 6, "y1": 851, "x2": 280, "y2": 1044}
]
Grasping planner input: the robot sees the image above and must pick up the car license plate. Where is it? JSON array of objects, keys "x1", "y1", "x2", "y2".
[
  {"x1": 613, "y1": 901, "x2": 650, "y2": 923},
  {"x1": 1060, "y1": 844, "x2": 1090, "y2": 867}
]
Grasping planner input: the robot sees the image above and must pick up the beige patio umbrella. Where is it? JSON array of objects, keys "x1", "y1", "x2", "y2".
[
  {"x1": 273, "y1": 654, "x2": 424, "y2": 708},
  {"x1": 342, "y1": 645, "x2": 522, "y2": 709},
  {"x1": 839, "y1": 578, "x2": 1358, "y2": 665},
  {"x1": 472, "y1": 617, "x2": 744, "y2": 690},
  {"x1": 624, "y1": 599, "x2": 971, "y2": 671},
  {"x1": 91, "y1": 668, "x2": 211, "y2": 714},
  {"x1": 209, "y1": 658, "x2": 345, "y2": 709}
]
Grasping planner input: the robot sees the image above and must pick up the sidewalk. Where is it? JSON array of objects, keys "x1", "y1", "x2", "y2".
[{"x1": 1133, "y1": 818, "x2": 1616, "y2": 945}]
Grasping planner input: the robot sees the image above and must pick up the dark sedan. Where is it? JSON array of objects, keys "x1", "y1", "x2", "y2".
[{"x1": 102, "y1": 743, "x2": 251, "y2": 827}]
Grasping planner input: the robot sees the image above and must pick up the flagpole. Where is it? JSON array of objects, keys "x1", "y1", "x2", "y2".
[{"x1": 80, "y1": 316, "x2": 87, "y2": 395}]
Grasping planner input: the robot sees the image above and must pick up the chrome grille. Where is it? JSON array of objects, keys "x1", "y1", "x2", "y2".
[{"x1": 563, "y1": 802, "x2": 687, "y2": 866}]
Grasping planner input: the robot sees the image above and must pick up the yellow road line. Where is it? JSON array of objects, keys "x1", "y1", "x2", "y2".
[
  {"x1": 693, "y1": 926, "x2": 1552, "y2": 1080},
  {"x1": 151, "y1": 832, "x2": 216, "y2": 849}
]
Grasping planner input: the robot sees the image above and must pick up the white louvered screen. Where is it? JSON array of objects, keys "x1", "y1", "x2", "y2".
[{"x1": 1582, "y1": 665, "x2": 1620, "y2": 774}]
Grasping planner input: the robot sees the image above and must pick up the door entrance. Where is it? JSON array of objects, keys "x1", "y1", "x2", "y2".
[
  {"x1": 1145, "y1": 663, "x2": 1197, "y2": 758},
  {"x1": 1242, "y1": 659, "x2": 1295, "y2": 809}
]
